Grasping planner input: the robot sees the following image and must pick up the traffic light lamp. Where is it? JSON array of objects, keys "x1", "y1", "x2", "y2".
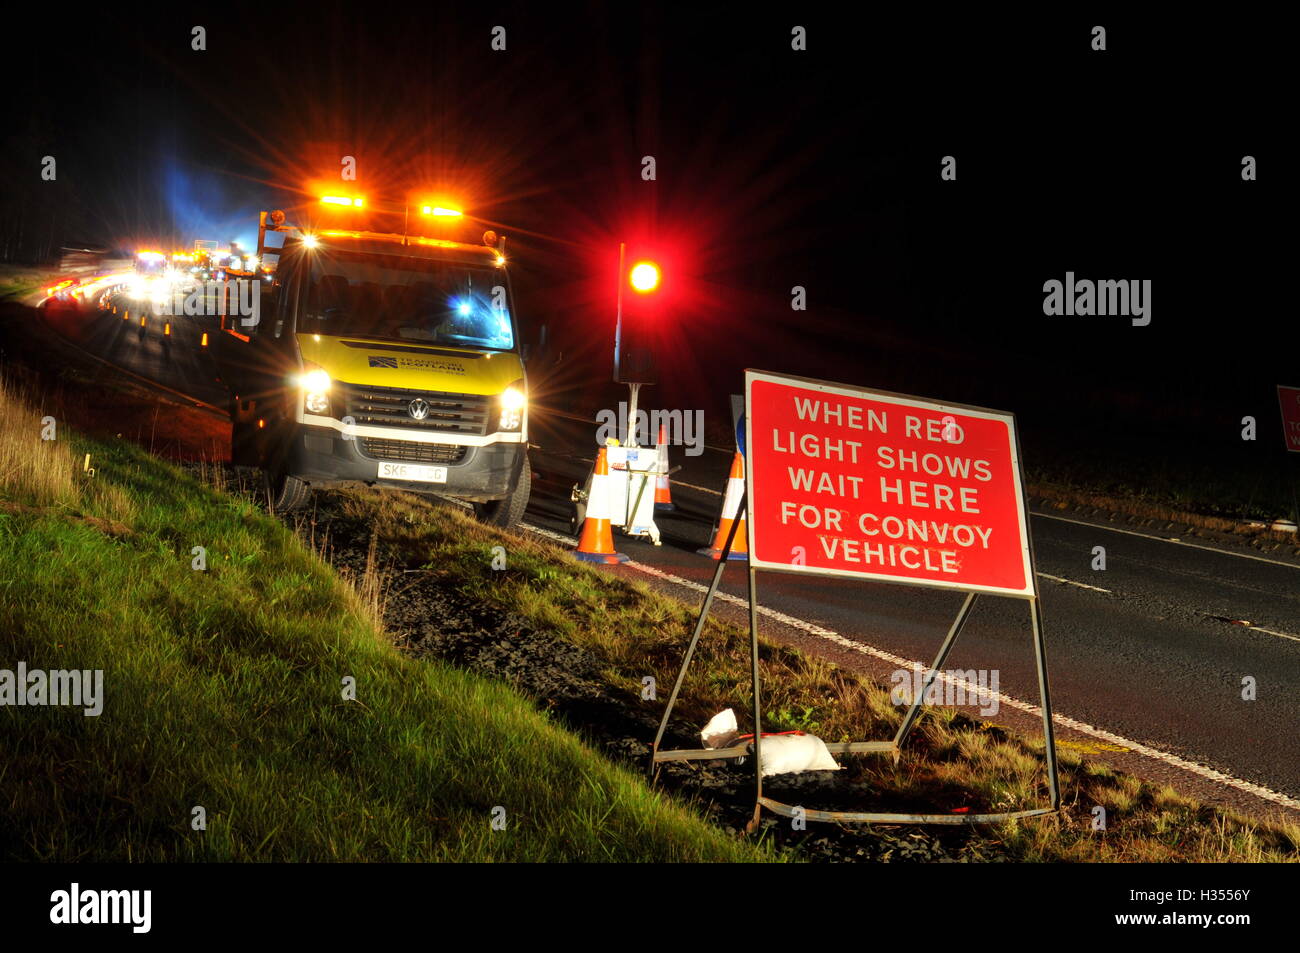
[
  {"x1": 614, "y1": 251, "x2": 662, "y2": 384},
  {"x1": 629, "y1": 261, "x2": 660, "y2": 293}
]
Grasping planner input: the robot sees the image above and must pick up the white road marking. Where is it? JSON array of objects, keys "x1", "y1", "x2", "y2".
[
  {"x1": 1032, "y1": 511, "x2": 1300, "y2": 570},
  {"x1": 1249, "y1": 627, "x2": 1300, "y2": 643},
  {"x1": 520, "y1": 520, "x2": 1300, "y2": 814},
  {"x1": 1037, "y1": 572, "x2": 1111, "y2": 593}
]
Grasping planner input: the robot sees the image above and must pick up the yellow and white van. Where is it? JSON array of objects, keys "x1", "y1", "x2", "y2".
[{"x1": 215, "y1": 199, "x2": 530, "y2": 526}]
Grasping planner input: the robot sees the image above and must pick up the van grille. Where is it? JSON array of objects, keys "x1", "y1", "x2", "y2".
[
  {"x1": 360, "y1": 438, "x2": 467, "y2": 465},
  {"x1": 340, "y1": 382, "x2": 491, "y2": 435}
]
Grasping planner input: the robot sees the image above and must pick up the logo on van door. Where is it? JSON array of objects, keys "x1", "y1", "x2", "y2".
[{"x1": 407, "y1": 399, "x2": 430, "y2": 420}]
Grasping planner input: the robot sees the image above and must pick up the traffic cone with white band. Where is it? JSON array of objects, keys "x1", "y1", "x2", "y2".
[
  {"x1": 573, "y1": 447, "x2": 630, "y2": 564},
  {"x1": 698, "y1": 450, "x2": 748, "y2": 560},
  {"x1": 654, "y1": 424, "x2": 675, "y2": 512}
]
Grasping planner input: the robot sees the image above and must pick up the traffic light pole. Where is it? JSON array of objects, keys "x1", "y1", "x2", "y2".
[
  {"x1": 613, "y1": 241, "x2": 643, "y2": 448},
  {"x1": 626, "y1": 383, "x2": 642, "y2": 448}
]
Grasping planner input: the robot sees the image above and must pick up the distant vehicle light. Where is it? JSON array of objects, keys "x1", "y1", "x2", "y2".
[
  {"x1": 423, "y1": 206, "x2": 462, "y2": 217},
  {"x1": 302, "y1": 234, "x2": 320, "y2": 249},
  {"x1": 320, "y1": 195, "x2": 363, "y2": 207},
  {"x1": 495, "y1": 255, "x2": 505, "y2": 266},
  {"x1": 629, "y1": 261, "x2": 660, "y2": 293},
  {"x1": 457, "y1": 302, "x2": 471, "y2": 317}
]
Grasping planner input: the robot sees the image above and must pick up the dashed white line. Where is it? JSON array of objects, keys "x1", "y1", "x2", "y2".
[
  {"x1": 520, "y1": 520, "x2": 1300, "y2": 814},
  {"x1": 1238, "y1": 625, "x2": 1300, "y2": 644},
  {"x1": 1037, "y1": 572, "x2": 1111, "y2": 594}
]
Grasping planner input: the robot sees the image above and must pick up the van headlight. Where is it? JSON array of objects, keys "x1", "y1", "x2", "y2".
[
  {"x1": 498, "y1": 381, "x2": 526, "y2": 431},
  {"x1": 298, "y1": 365, "x2": 332, "y2": 415}
]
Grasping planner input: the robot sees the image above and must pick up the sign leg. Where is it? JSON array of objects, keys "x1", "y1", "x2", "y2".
[
  {"x1": 892, "y1": 591, "x2": 978, "y2": 750},
  {"x1": 1029, "y1": 596, "x2": 1061, "y2": 809},
  {"x1": 745, "y1": 559, "x2": 764, "y2": 833},
  {"x1": 649, "y1": 494, "x2": 746, "y2": 776}
]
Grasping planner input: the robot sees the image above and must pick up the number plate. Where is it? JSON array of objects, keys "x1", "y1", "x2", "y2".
[{"x1": 377, "y1": 462, "x2": 448, "y2": 483}]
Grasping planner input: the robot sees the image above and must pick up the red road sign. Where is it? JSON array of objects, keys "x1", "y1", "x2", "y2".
[
  {"x1": 744, "y1": 370, "x2": 1035, "y2": 598},
  {"x1": 1279, "y1": 385, "x2": 1300, "y2": 453}
]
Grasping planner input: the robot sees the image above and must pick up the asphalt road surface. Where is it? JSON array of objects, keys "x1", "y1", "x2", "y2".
[{"x1": 29, "y1": 286, "x2": 1300, "y2": 821}]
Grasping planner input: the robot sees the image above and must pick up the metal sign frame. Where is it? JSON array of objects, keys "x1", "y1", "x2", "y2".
[{"x1": 650, "y1": 371, "x2": 1060, "y2": 828}]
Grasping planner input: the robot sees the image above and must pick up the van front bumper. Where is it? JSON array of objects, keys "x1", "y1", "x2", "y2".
[{"x1": 285, "y1": 424, "x2": 525, "y2": 502}]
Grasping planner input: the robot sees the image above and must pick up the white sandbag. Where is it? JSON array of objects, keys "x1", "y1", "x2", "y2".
[
  {"x1": 700, "y1": 709, "x2": 840, "y2": 776},
  {"x1": 700, "y1": 708, "x2": 739, "y2": 749},
  {"x1": 755, "y1": 733, "x2": 841, "y2": 777}
]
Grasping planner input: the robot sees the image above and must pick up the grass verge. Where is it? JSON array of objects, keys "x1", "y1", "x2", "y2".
[
  {"x1": 0, "y1": 375, "x2": 770, "y2": 861},
  {"x1": 329, "y1": 487, "x2": 1300, "y2": 862}
]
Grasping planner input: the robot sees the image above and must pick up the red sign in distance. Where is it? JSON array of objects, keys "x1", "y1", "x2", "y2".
[
  {"x1": 745, "y1": 370, "x2": 1035, "y2": 598},
  {"x1": 1278, "y1": 386, "x2": 1300, "y2": 453}
]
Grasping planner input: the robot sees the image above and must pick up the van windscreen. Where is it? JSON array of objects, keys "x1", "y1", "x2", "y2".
[{"x1": 301, "y1": 250, "x2": 514, "y2": 351}]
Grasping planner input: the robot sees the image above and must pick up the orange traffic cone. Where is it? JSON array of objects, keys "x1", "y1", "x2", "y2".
[
  {"x1": 574, "y1": 447, "x2": 629, "y2": 564},
  {"x1": 698, "y1": 450, "x2": 748, "y2": 560},
  {"x1": 654, "y1": 424, "x2": 675, "y2": 512}
]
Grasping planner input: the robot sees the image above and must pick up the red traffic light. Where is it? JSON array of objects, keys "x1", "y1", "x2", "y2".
[{"x1": 629, "y1": 261, "x2": 661, "y2": 293}]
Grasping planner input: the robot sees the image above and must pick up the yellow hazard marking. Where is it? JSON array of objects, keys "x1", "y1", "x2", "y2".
[{"x1": 980, "y1": 722, "x2": 1129, "y2": 754}]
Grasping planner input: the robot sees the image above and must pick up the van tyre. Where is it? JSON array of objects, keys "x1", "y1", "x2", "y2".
[
  {"x1": 266, "y1": 469, "x2": 310, "y2": 514},
  {"x1": 473, "y1": 455, "x2": 530, "y2": 529}
]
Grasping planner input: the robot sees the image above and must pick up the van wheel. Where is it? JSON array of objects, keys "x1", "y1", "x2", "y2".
[
  {"x1": 266, "y1": 469, "x2": 310, "y2": 514},
  {"x1": 473, "y1": 456, "x2": 530, "y2": 529}
]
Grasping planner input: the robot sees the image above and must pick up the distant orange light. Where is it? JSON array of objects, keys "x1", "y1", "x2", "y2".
[
  {"x1": 422, "y1": 205, "x2": 462, "y2": 217},
  {"x1": 320, "y1": 195, "x2": 363, "y2": 208},
  {"x1": 629, "y1": 261, "x2": 660, "y2": 293},
  {"x1": 200, "y1": 332, "x2": 208, "y2": 347}
]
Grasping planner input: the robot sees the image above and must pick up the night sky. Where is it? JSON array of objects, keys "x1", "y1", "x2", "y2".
[{"x1": 2, "y1": 7, "x2": 1290, "y2": 488}]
